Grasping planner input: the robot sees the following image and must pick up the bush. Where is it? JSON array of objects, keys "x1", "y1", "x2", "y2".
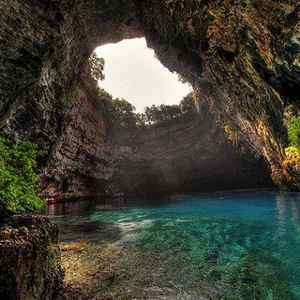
[
  {"x1": 179, "y1": 92, "x2": 197, "y2": 113},
  {"x1": 288, "y1": 116, "x2": 300, "y2": 148},
  {"x1": 223, "y1": 124, "x2": 237, "y2": 144},
  {"x1": 0, "y1": 137, "x2": 44, "y2": 214},
  {"x1": 285, "y1": 146, "x2": 300, "y2": 157}
]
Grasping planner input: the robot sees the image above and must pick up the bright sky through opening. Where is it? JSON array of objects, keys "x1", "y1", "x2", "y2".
[{"x1": 95, "y1": 38, "x2": 191, "y2": 113}]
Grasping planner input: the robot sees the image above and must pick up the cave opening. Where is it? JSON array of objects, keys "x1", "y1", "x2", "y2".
[
  {"x1": 93, "y1": 37, "x2": 191, "y2": 113},
  {"x1": 2, "y1": 1, "x2": 300, "y2": 299},
  {"x1": 84, "y1": 39, "x2": 274, "y2": 198},
  {"x1": 0, "y1": 0, "x2": 277, "y2": 200},
  {"x1": 35, "y1": 28, "x2": 275, "y2": 200},
  {"x1": 0, "y1": 0, "x2": 297, "y2": 204}
]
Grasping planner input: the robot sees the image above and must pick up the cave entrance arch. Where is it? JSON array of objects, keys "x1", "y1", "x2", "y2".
[
  {"x1": 94, "y1": 37, "x2": 191, "y2": 113},
  {"x1": 1, "y1": 0, "x2": 298, "y2": 197},
  {"x1": 38, "y1": 30, "x2": 273, "y2": 199}
]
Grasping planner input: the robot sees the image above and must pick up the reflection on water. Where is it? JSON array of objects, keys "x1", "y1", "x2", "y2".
[
  {"x1": 45, "y1": 190, "x2": 300, "y2": 299},
  {"x1": 45, "y1": 197, "x2": 126, "y2": 216},
  {"x1": 276, "y1": 193, "x2": 300, "y2": 235},
  {"x1": 292, "y1": 200, "x2": 300, "y2": 233},
  {"x1": 276, "y1": 194, "x2": 288, "y2": 235}
]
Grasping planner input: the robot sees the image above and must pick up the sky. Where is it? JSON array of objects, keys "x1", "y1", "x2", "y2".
[{"x1": 95, "y1": 38, "x2": 191, "y2": 113}]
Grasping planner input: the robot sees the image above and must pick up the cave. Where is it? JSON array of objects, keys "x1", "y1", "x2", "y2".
[
  {"x1": 1, "y1": 1, "x2": 300, "y2": 299},
  {"x1": 1, "y1": 1, "x2": 300, "y2": 196}
]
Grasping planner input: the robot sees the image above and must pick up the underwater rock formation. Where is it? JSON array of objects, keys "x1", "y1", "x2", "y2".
[
  {"x1": 0, "y1": 215, "x2": 63, "y2": 300},
  {"x1": 0, "y1": 0, "x2": 299, "y2": 196}
]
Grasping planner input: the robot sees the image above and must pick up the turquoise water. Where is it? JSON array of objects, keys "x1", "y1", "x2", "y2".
[{"x1": 48, "y1": 190, "x2": 300, "y2": 299}]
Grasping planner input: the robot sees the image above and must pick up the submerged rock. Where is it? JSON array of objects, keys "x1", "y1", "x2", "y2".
[{"x1": 0, "y1": 215, "x2": 63, "y2": 300}]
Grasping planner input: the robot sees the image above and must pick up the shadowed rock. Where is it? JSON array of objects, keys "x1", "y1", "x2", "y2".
[
  {"x1": 0, "y1": 215, "x2": 63, "y2": 300},
  {"x1": 0, "y1": 0, "x2": 299, "y2": 198}
]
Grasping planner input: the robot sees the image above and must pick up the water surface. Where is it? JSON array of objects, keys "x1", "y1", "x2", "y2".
[{"x1": 47, "y1": 190, "x2": 300, "y2": 299}]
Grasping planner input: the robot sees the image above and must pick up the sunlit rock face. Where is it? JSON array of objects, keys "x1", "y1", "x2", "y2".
[{"x1": 0, "y1": 0, "x2": 299, "y2": 196}]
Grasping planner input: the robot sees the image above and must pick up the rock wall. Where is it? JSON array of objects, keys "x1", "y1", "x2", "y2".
[
  {"x1": 38, "y1": 68, "x2": 113, "y2": 199},
  {"x1": 109, "y1": 112, "x2": 273, "y2": 195},
  {"x1": 0, "y1": 0, "x2": 299, "y2": 196},
  {"x1": 136, "y1": 0, "x2": 300, "y2": 190},
  {"x1": 0, "y1": 215, "x2": 63, "y2": 300},
  {"x1": 0, "y1": 0, "x2": 141, "y2": 199}
]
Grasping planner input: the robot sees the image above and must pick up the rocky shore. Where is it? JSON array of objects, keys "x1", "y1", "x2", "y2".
[{"x1": 0, "y1": 215, "x2": 63, "y2": 300}]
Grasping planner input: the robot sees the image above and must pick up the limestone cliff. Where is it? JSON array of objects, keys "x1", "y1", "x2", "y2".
[
  {"x1": 0, "y1": 0, "x2": 299, "y2": 196},
  {"x1": 136, "y1": 0, "x2": 300, "y2": 190},
  {"x1": 109, "y1": 112, "x2": 273, "y2": 195}
]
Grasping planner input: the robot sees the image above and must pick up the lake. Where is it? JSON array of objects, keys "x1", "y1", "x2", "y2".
[{"x1": 46, "y1": 190, "x2": 300, "y2": 299}]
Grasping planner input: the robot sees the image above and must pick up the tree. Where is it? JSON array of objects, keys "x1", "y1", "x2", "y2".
[
  {"x1": 143, "y1": 104, "x2": 183, "y2": 125},
  {"x1": 98, "y1": 88, "x2": 194, "y2": 128},
  {"x1": 99, "y1": 89, "x2": 138, "y2": 129},
  {"x1": 160, "y1": 104, "x2": 182, "y2": 120},
  {"x1": 97, "y1": 87, "x2": 113, "y2": 102},
  {"x1": 89, "y1": 52, "x2": 105, "y2": 86},
  {"x1": 144, "y1": 105, "x2": 160, "y2": 124},
  {"x1": 0, "y1": 137, "x2": 44, "y2": 214},
  {"x1": 135, "y1": 113, "x2": 147, "y2": 127},
  {"x1": 113, "y1": 98, "x2": 137, "y2": 128}
]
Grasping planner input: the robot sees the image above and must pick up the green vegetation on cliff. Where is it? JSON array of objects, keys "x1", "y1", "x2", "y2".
[
  {"x1": 0, "y1": 137, "x2": 44, "y2": 214},
  {"x1": 99, "y1": 88, "x2": 137, "y2": 128},
  {"x1": 100, "y1": 88, "x2": 198, "y2": 129},
  {"x1": 89, "y1": 52, "x2": 105, "y2": 86},
  {"x1": 288, "y1": 116, "x2": 300, "y2": 148},
  {"x1": 285, "y1": 115, "x2": 300, "y2": 157},
  {"x1": 143, "y1": 104, "x2": 182, "y2": 125},
  {"x1": 282, "y1": 115, "x2": 300, "y2": 189}
]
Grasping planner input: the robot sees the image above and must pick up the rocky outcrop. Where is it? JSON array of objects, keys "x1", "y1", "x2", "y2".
[
  {"x1": 0, "y1": 0, "x2": 299, "y2": 195},
  {"x1": 0, "y1": 215, "x2": 63, "y2": 300},
  {"x1": 38, "y1": 68, "x2": 113, "y2": 199},
  {"x1": 136, "y1": 0, "x2": 300, "y2": 190},
  {"x1": 109, "y1": 112, "x2": 273, "y2": 195}
]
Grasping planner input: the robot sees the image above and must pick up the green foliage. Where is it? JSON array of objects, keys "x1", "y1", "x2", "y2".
[
  {"x1": 111, "y1": 98, "x2": 137, "y2": 128},
  {"x1": 0, "y1": 137, "x2": 44, "y2": 213},
  {"x1": 97, "y1": 87, "x2": 113, "y2": 102},
  {"x1": 285, "y1": 146, "x2": 300, "y2": 157},
  {"x1": 223, "y1": 124, "x2": 237, "y2": 143},
  {"x1": 89, "y1": 52, "x2": 105, "y2": 86},
  {"x1": 282, "y1": 116, "x2": 300, "y2": 179},
  {"x1": 99, "y1": 88, "x2": 137, "y2": 129},
  {"x1": 135, "y1": 113, "x2": 147, "y2": 127},
  {"x1": 65, "y1": 85, "x2": 78, "y2": 109},
  {"x1": 99, "y1": 87, "x2": 195, "y2": 128},
  {"x1": 179, "y1": 92, "x2": 197, "y2": 113},
  {"x1": 143, "y1": 104, "x2": 182, "y2": 125},
  {"x1": 288, "y1": 116, "x2": 300, "y2": 148}
]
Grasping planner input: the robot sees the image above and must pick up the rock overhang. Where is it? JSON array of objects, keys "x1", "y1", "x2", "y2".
[{"x1": 0, "y1": 0, "x2": 299, "y2": 193}]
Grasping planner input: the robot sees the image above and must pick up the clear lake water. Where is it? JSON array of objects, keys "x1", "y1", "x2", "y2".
[{"x1": 46, "y1": 190, "x2": 300, "y2": 299}]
